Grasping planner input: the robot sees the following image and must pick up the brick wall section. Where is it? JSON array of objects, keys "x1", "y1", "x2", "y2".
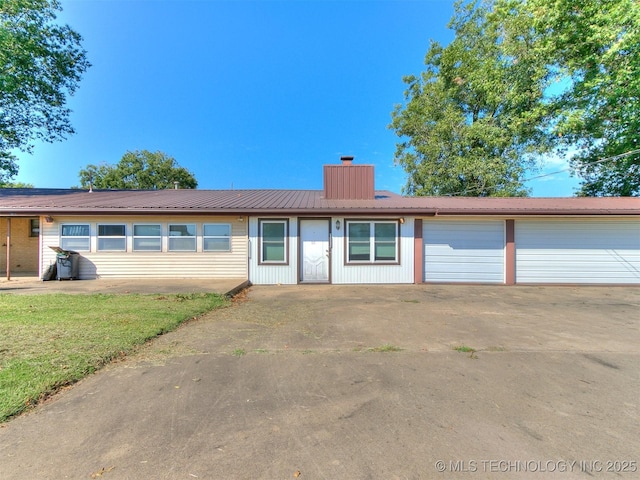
[{"x1": 1, "y1": 218, "x2": 39, "y2": 274}]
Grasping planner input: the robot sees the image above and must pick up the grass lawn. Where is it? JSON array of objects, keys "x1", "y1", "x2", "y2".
[{"x1": 0, "y1": 292, "x2": 228, "y2": 422}]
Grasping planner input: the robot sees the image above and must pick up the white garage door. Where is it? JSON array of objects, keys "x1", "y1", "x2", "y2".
[
  {"x1": 515, "y1": 220, "x2": 640, "y2": 284},
  {"x1": 423, "y1": 221, "x2": 505, "y2": 283}
]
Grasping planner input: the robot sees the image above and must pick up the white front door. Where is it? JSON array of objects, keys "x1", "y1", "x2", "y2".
[{"x1": 300, "y1": 219, "x2": 330, "y2": 283}]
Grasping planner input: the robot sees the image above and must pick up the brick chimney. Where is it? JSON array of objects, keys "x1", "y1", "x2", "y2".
[{"x1": 323, "y1": 156, "x2": 375, "y2": 200}]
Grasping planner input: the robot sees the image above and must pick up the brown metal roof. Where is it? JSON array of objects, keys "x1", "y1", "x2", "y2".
[{"x1": 0, "y1": 188, "x2": 639, "y2": 216}]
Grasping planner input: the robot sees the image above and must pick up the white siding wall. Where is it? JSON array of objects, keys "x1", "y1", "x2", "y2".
[
  {"x1": 248, "y1": 216, "x2": 414, "y2": 285},
  {"x1": 40, "y1": 216, "x2": 248, "y2": 279},
  {"x1": 423, "y1": 220, "x2": 505, "y2": 283},
  {"x1": 330, "y1": 216, "x2": 415, "y2": 284},
  {"x1": 248, "y1": 217, "x2": 298, "y2": 285},
  {"x1": 515, "y1": 219, "x2": 640, "y2": 284}
]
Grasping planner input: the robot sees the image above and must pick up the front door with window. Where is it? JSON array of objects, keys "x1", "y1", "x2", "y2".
[{"x1": 300, "y1": 219, "x2": 330, "y2": 283}]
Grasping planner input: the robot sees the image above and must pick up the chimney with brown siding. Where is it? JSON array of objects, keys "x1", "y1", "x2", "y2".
[{"x1": 323, "y1": 156, "x2": 375, "y2": 200}]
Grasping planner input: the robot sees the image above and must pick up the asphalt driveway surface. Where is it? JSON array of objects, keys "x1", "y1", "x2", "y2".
[{"x1": 1, "y1": 284, "x2": 639, "y2": 479}]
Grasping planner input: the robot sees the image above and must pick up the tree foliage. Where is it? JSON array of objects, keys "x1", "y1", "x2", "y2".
[
  {"x1": 392, "y1": 0, "x2": 640, "y2": 197},
  {"x1": 0, "y1": 0, "x2": 90, "y2": 182},
  {"x1": 0, "y1": 181, "x2": 33, "y2": 188},
  {"x1": 390, "y1": 0, "x2": 551, "y2": 197},
  {"x1": 78, "y1": 150, "x2": 198, "y2": 190},
  {"x1": 504, "y1": 0, "x2": 640, "y2": 196}
]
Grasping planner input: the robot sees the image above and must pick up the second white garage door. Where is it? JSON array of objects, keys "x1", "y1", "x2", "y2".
[
  {"x1": 423, "y1": 220, "x2": 505, "y2": 283},
  {"x1": 515, "y1": 220, "x2": 640, "y2": 284}
]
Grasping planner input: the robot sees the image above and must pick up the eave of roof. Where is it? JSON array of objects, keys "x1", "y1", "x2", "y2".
[{"x1": 1, "y1": 188, "x2": 639, "y2": 216}]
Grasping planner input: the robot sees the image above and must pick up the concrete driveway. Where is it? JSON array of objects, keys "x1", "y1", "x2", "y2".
[{"x1": 1, "y1": 284, "x2": 639, "y2": 479}]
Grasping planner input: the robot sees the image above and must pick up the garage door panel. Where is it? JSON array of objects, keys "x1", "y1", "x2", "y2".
[
  {"x1": 427, "y1": 261, "x2": 503, "y2": 269},
  {"x1": 516, "y1": 221, "x2": 640, "y2": 284},
  {"x1": 425, "y1": 254, "x2": 504, "y2": 263},
  {"x1": 424, "y1": 221, "x2": 505, "y2": 283},
  {"x1": 425, "y1": 272, "x2": 505, "y2": 282}
]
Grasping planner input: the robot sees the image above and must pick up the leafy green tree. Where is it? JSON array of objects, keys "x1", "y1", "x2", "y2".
[
  {"x1": 508, "y1": 0, "x2": 640, "y2": 196},
  {"x1": 390, "y1": 0, "x2": 551, "y2": 197},
  {"x1": 78, "y1": 150, "x2": 198, "y2": 190},
  {"x1": 0, "y1": 181, "x2": 34, "y2": 188},
  {"x1": 393, "y1": 0, "x2": 639, "y2": 197},
  {"x1": 489, "y1": 0, "x2": 639, "y2": 196},
  {"x1": 0, "y1": 0, "x2": 90, "y2": 183}
]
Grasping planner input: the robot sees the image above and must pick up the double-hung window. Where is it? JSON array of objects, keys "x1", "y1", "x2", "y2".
[
  {"x1": 203, "y1": 223, "x2": 231, "y2": 251},
  {"x1": 168, "y1": 224, "x2": 196, "y2": 251},
  {"x1": 347, "y1": 221, "x2": 399, "y2": 263},
  {"x1": 133, "y1": 224, "x2": 162, "y2": 251},
  {"x1": 97, "y1": 224, "x2": 126, "y2": 251},
  {"x1": 60, "y1": 224, "x2": 90, "y2": 251},
  {"x1": 259, "y1": 219, "x2": 288, "y2": 264}
]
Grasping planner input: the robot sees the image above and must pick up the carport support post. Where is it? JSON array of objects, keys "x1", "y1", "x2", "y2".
[{"x1": 5, "y1": 217, "x2": 10, "y2": 281}]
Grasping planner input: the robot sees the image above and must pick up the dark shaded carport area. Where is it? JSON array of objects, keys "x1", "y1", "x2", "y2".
[{"x1": 0, "y1": 284, "x2": 639, "y2": 479}]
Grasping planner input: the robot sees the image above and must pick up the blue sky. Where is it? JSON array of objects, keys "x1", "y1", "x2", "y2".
[{"x1": 14, "y1": 0, "x2": 580, "y2": 196}]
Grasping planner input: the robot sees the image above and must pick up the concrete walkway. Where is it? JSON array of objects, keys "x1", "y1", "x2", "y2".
[{"x1": 0, "y1": 277, "x2": 249, "y2": 296}]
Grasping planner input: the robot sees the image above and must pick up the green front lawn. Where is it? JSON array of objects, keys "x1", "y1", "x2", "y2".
[{"x1": 0, "y1": 292, "x2": 228, "y2": 422}]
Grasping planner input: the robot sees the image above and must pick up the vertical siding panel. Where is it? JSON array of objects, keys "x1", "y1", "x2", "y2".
[
  {"x1": 248, "y1": 217, "x2": 298, "y2": 285},
  {"x1": 331, "y1": 217, "x2": 414, "y2": 284},
  {"x1": 323, "y1": 166, "x2": 375, "y2": 199}
]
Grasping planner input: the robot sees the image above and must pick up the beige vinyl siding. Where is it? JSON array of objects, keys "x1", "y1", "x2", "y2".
[{"x1": 40, "y1": 215, "x2": 248, "y2": 279}]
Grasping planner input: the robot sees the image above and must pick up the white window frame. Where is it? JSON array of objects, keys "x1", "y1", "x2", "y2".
[
  {"x1": 168, "y1": 223, "x2": 197, "y2": 252},
  {"x1": 346, "y1": 220, "x2": 399, "y2": 264},
  {"x1": 133, "y1": 224, "x2": 162, "y2": 252},
  {"x1": 203, "y1": 223, "x2": 232, "y2": 252},
  {"x1": 60, "y1": 223, "x2": 91, "y2": 252},
  {"x1": 97, "y1": 224, "x2": 127, "y2": 252}
]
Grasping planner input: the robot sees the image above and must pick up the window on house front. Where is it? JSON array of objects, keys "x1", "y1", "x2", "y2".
[
  {"x1": 203, "y1": 223, "x2": 231, "y2": 251},
  {"x1": 259, "y1": 219, "x2": 287, "y2": 263},
  {"x1": 97, "y1": 224, "x2": 126, "y2": 251},
  {"x1": 60, "y1": 224, "x2": 90, "y2": 251},
  {"x1": 168, "y1": 224, "x2": 196, "y2": 251},
  {"x1": 30, "y1": 219, "x2": 39, "y2": 237},
  {"x1": 347, "y1": 221, "x2": 399, "y2": 263},
  {"x1": 133, "y1": 224, "x2": 162, "y2": 251}
]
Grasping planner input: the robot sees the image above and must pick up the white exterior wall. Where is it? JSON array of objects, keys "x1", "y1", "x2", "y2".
[
  {"x1": 248, "y1": 217, "x2": 299, "y2": 285},
  {"x1": 330, "y1": 216, "x2": 415, "y2": 284},
  {"x1": 248, "y1": 216, "x2": 414, "y2": 285},
  {"x1": 40, "y1": 215, "x2": 248, "y2": 279},
  {"x1": 515, "y1": 219, "x2": 640, "y2": 284}
]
